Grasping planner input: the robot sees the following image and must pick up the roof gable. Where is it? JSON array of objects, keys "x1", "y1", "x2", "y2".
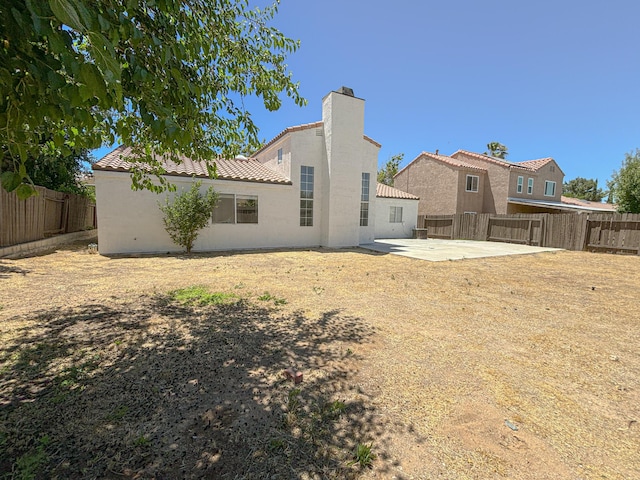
[
  {"x1": 93, "y1": 146, "x2": 292, "y2": 185},
  {"x1": 252, "y1": 121, "x2": 381, "y2": 156}
]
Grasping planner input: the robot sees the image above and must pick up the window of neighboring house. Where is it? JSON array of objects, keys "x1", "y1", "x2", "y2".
[
  {"x1": 544, "y1": 181, "x2": 556, "y2": 197},
  {"x1": 389, "y1": 206, "x2": 403, "y2": 223},
  {"x1": 464, "y1": 211, "x2": 477, "y2": 215},
  {"x1": 277, "y1": 148, "x2": 283, "y2": 164},
  {"x1": 300, "y1": 166, "x2": 314, "y2": 226},
  {"x1": 212, "y1": 194, "x2": 259, "y2": 224},
  {"x1": 360, "y1": 172, "x2": 370, "y2": 226},
  {"x1": 517, "y1": 176, "x2": 523, "y2": 193},
  {"x1": 527, "y1": 178, "x2": 534, "y2": 194},
  {"x1": 466, "y1": 175, "x2": 479, "y2": 192}
]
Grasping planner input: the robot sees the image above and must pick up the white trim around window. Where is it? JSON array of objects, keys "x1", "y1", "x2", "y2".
[
  {"x1": 212, "y1": 194, "x2": 259, "y2": 224},
  {"x1": 544, "y1": 180, "x2": 556, "y2": 197},
  {"x1": 527, "y1": 178, "x2": 534, "y2": 195},
  {"x1": 466, "y1": 174, "x2": 479, "y2": 192},
  {"x1": 517, "y1": 176, "x2": 523, "y2": 193}
]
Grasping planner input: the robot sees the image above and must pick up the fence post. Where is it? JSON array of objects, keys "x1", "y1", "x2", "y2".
[
  {"x1": 581, "y1": 216, "x2": 590, "y2": 251},
  {"x1": 62, "y1": 194, "x2": 70, "y2": 234}
]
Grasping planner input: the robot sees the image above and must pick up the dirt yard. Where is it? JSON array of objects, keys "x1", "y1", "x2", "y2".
[{"x1": 1, "y1": 243, "x2": 638, "y2": 479}]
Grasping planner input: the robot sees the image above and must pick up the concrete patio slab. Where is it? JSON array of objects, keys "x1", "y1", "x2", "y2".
[{"x1": 360, "y1": 238, "x2": 561, "y2": 262}]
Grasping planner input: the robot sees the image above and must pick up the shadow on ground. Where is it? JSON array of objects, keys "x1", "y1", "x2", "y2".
[
  {"x1": 0, "y1": 294, "x2": 412, "y2": 479},
  {"x1": 0, "y1": 261, "x2": 30, "y2": 279}
]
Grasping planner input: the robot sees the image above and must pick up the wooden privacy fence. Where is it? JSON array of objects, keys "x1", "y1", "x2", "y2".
[
  {"x1": 418, "y1": 213, "x2": 640, "y2": 254},
  {"x1": 0, "y1": 186, "x2": 96, "y2": 247}
]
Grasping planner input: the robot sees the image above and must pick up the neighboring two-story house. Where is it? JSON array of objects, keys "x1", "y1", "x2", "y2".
[
  {"x1": 93, "y1": 88, "x2": 419, "y2": 255},
  {"x1": 394, "y1": 149, "x2": 571, "y2": 215}
]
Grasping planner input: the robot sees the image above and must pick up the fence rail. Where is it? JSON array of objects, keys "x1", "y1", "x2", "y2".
[
  {"x1": 0, "y1": 186, "x2": 96, "y2": 247},
  {"x1": 418, "y1": 213, "x2": 640, "y2": 254}
]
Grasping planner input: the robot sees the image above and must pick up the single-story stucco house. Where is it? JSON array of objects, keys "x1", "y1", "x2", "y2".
[{"x1": 93, "y1": 88, "x2": 419, "y2": 254}]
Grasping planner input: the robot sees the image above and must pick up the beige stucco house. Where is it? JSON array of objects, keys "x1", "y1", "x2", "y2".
[
  {"x1": 394, "y1": 149, "x2": 610, "y2": 215},
  {"x1": 93, "y1": 88, "x2": 418, "y2": 255}
]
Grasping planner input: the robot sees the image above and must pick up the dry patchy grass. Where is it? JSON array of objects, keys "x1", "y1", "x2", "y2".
[{"x1": 0, "y1": 243, "x2": 639, "y2": 479}]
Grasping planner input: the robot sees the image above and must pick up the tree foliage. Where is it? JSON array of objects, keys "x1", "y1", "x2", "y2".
[
  {"x1": 484, "y1": 142, "x2": 508, "y2": 159},
  {"x1": 608, "y1": 149, "x2": 640, "y2": 213},
  {"x1": 562, "y1": 177, "x2": 605, "y2": 202},
  {"x1": 377, "y1": 153, "x2": 403, "y2": 186},
  {"x1": 159, "y1": 182, "x2": 218, "y2": 253},
  {"x1": 1, "y1": 0, "x2": 305, "y2": 198}
]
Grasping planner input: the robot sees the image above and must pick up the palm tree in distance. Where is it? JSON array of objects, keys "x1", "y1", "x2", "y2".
[{"x1": 484, "y1": 142, "x2": 508, "y2": 159}]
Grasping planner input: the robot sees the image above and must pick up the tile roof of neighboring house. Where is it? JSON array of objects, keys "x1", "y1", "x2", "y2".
[
  {"x1": 453, "y1": 150, "x2": 563, "y2": 173},
  {"x1": 376, "y1": 183, "x2": 419, "y2": 200},
  {"x1": 560, "y1": 196, "x2": 617, "y2": 211},
  {"x1": 252, "y1": 121, "x2": 381, "y2": 155},
  {"x1": 515, "y1": 157, "x2": 554, "y2": 171},
  {"x1": 451, "y1": 149, "x2": 520, "y2": 169},
  {"x1": 396, "y1": 151, "x2": 487, "y2": 177},
  {"x1": 93, "y1": 146, "x2": 292, "y2": 185}
]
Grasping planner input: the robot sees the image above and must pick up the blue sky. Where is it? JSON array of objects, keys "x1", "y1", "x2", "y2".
[{"x1": 94, "y1": 0, "x2": 640, "y2": 190}]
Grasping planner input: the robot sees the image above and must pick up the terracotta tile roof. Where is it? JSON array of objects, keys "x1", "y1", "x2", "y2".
[
  {"x1": 397, "y1": 152, "x2": 487, "y2": 177},
  {"x1": 376, "y1": 183, "x2": 419, "y2": 200},
  {"x1": 561, "y1": 196, "x2": 617, "y2": 211},
  {"x1": 451, "y1": 150, "x2": 521, "y2": 169},
  {"x1": 93, "y1": 146, "x2": 292, "y2": 184},
  {"x1": 514, "y1": 157, "x2": 554, "y2": 171},
  {"x1": 453, "y1": 150, "x2": 564, "y2": 173},
  {"x1": 363, "y1": 135, "x2": 382, "y2": 148}
]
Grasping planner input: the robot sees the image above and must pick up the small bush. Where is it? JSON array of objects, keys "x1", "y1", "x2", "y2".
[{"x1": 159, "y1": 181, "x2": 218, "y2": 253}]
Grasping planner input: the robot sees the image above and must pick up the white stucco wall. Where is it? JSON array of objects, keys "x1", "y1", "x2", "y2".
[
  {"x1": 94, "y1": 171, "x2": 324, "y2": 254},
  {"x1": 374, "y1": 197, "x2": 419, "y2": 239}
]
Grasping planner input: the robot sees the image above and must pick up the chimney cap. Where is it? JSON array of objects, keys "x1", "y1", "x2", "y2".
[{"x1": 337, "y1": 86, "x2": 354, "y2": 97}]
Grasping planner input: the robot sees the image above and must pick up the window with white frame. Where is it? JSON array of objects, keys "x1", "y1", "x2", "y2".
[
  {"x1": 277, "y1": 148, "x2": 283, "y2": 164},
  {"x1": 212, "y1": 194, "x2": 259, "y2": 224},
  {"x1": 517, "y1": 176, "x2": 523, "y2": 193},
  {"x1": 544, "y1": 180, "x2": 556, "y2": 197},
  {"x1": 466, "y1": 175, "x2": 479, "y2": 192},
  {"x1": 360, "y1": 172, "x2": 370, "y2": 227},
  {"x1": 300, "y1": 166, "x2": 314, "y2": 226},
  {"x1": 389, "y1": 206, "x2": 403, "y2": 223},
  {"x1": 527, "y1": 178, "x2": 534, "y2": 194}
]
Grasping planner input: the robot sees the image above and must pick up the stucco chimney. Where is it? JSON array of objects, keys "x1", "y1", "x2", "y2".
[{"x1": 321, "y1": 89, "x2": 367, "y2": 247}]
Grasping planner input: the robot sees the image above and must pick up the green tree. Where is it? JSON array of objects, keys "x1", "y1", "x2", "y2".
[
  {"x1": 562, "y1": 177, "x2": 605, "y2": 202},
  {"x1": 484, "y1": 142, "x2": 509, "y2": 159},
  {"x1": 2, "y1": 142, "x2": 93, "y2": 196},
  {"x1": 1, "y1": 0, "x2": 305, "y2": 198},
  {"x1": 377, "y1": 153, "x2": 403, "y2": 186},
  {"x1": 608, "y1": 149, "x2": 640, "y2": 213},
  {"x1": 159, "y1": 182, "x2": 218, "y2": 253}
]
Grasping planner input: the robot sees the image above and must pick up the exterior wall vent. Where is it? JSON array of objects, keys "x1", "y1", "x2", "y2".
[{"x1": 316, "y1": 128, "x2": 324, "y2": 136}]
